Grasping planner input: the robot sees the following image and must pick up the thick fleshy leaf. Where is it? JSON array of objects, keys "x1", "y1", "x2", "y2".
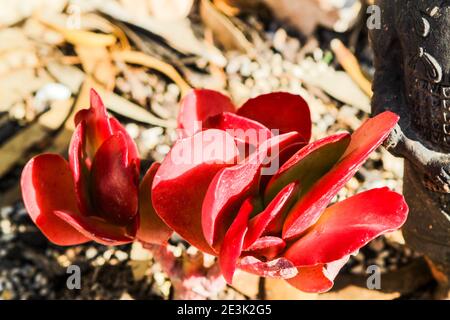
[
  {"x1": 259, "y1": 141, "x2": 306, "y2": 191},
  {"x1": 152, "y1": 129, "x2": 239, "y2": 254},
  {"x1": 54, "y1": 210, "x2": 136, "y2": 245},
  {"x1": 70, "y1": 93, "x2": 138, "y2": 218},
  {"x1": 69, "y1": 122, "x2": 93, "y2": 216},
  {"x1": 74, "y1": 89, "x2": 113, "y2": 157},
  {"x1": 238, "y1": 256, "x2": 298, "y2": 279},
  {"x1": 205, "y1": 112, "x2": 273, "y2": 145},
  {"x1": 202, "y1": 161, "x2": 260, "y2": 250},
  {"x1": 91, "y1": 132, "x2": 139, "y2": 225},
  {"x1": 202, "y1": 132, "x2": 302, "y2": 249},
  {"x1": 20, "y1": 154, "x2": 90, "y2": 246},
  {"x1": 264, "y1": 133, "x2": 350, "y2": 204},
  {"x1": 341, "y1": 112, "x2": 399, "y2": 159},
  {"x1": 283, "y1": 112, "x2": 399, "y2": 240},
  {"x1": 244, "y1": 182, "x2": 299, "y2": 248},
  {"x1": 137, "y1": 162, "x2": 173, "y2": 245},
  {"x1": 177, "y1": 89, "x2": 236, "y2": 137},
  {"x1": 237, "y1": 92, "x2": 312, "y2": 141},
  {"x1": 284, "y1": 188, "x2": 408, "y2": 266},
  {"x1": 109, "y1": 117, "x2": 140, "y2": 168},
  {"x1": 272, "y1": 142, "x2": 307, "y2": 169},
  {"x1": 219, "y1": 198, "x2": 253, "y2": 284},
  {"x1": 243, "y1": 236, "x2": 286, "y2": 260},
  {"x1": 285, "y1": 256, "x2": 350, "y2": 293}
]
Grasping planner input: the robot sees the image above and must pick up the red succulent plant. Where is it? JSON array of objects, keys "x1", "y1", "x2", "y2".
[
  {"x1": 151, "y1": 89, "x2": 409, "y2": 293},
  {"x1": 21, "y1": 89, "x2": 171, "y2": 246},
  {"x1": 20, "y1": 87, "x2": 408, "y2": 294}
]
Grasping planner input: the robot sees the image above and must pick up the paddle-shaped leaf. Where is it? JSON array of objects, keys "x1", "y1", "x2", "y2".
[
  {"x1": 286, "y1": 256, "x2": 350, "y2": 293},
  {"x1": 137, "y1": 163, "x2": 173, "y2": 245},
  {"x1": 243, "y1": 236, "x2": 286, "y2": 260},
  {"x1": 219, "y1": 198, "x2": 253, "y2": 284},
  {"x1": 205, "y1": 112, "x2": 273, "y2": 145},
  {"x1": 283, "y1": 112, "x2": 399, "y2": 240},
  {"x1": 264, "y1": 133, "x2": 350, "y2": 204},
  {"x1": 91, "y1": 133, "x2": 139, "y2": 225},
  {"x1": 54, "y1": 210, "x2": 137, "y2": 245},
  {"x1": 178, "y1": 89, "x2": 236, "y2": 137},
  {"x1": 237, "y1": 92, "x2": 312, "y2": 142},
  {"x1": 74, "y1": 89, "x2": 113, "y2": 157},
  {"x1": 20, "y1": 154, "x2": 90, "y2": 246},
  {"x1": 152, "y1": 129, "x2": 239, "y2": 254},
  {"x1": 244, "y1": 182, "x2": 299, "y2": 248},
  {"x1": 284, "y1": 188, "x2": 408, "y2": 266},
  {"x1": 202, "y1": 132, "x2": 302, "y2": 249}
]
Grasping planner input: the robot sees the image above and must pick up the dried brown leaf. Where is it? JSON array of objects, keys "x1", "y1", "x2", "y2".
[
  {"x1": 46, "y1": 62, "x2": 85, "y2": 93},
  {"x1": 38, "y1": 18, "x2": 117, "y2": 47},
  {"x1": 101, "y1": 1, "x2": 226, "y2": 65},
  {"x1": 200, "y1": 0, "x2": 254, "y2": 53},
  {"x1": 148, "y1": 0, "x2": 194, "y2": 21},
  {"x1": 331, "y1": 39, "x2": 372, "y2": 97},
  {"x1": 75, "y1": 46, "x2": 116, "y2": 91},
  {"x1": 112, "y1": 50, "x2": 191, "y2": 97}
]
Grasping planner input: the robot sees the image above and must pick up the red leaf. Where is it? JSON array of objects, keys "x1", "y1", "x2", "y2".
[
  {"x1": 74, "y1": 89, "x2": 113, "y2": 157},
  {"x1": 20, "y1": 154, "x2": 90, "y2": 246},
  {"x1": 219, "y1": 198, "x2": 253, "y2": 284},
  {"x1": 283, "y1": 112, "x2": 399, "y2": 240},
  {"x1": 137, "y1": 162, "x2": 173, "y2": 245},
  {"x1": 259, "y1": 141, "x2": 307, "y2": 191},
  {"x1": 54, "y1": 210, "x2": 136, "y2": 245},
  {"x1": 69, "y1": 122, "x2": 93, "y2": 216},
  {"x1": 244, "y1": 182, "x2": 299, "y2": 248},
  {"x1": 264, "y1": 133, "x2": 350, "y2": 204},
  {"x1": 285, "y1": 256, "x2": 350, "y2": 293},
  {"x1": 237, "y1": 92, "x2": 312, "y2": 142},
  {"x1": 109, "y1": 117, "x2": 140, "y2": 168},
  {"x1": 177, "y1": 89, "x2": 235, "y2": 137},
  {"x1": 205, "y1": 112, "x2": 273, "y2": 145},
  {"x1": 152, "y1": 129, "x2": 239, "y2": 254},
  {"x1": 238, "y1": 256, "x2": 298, "y2": 279},
  {"x1": 284, "y1": 188, "x2": 408, "y2": 266},
  {"x1": 91, "y1": 132, "x2": 139, "y2": 225},
  {"x1": 202, "y1": 132, "x2": 302, "y2": 250},
  {"x1": 202, "y1": 162, "x2": 260, "y2": 250},
  {"x1": 243, "y1": 236, "x2": 286, "y2": 260}
]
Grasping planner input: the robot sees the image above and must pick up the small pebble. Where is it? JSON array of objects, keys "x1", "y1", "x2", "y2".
[
  {"x1": 125, "y1": 123, "x2": 140, "y2": 140},
  {"x1": 85, "y1": 248, "x2": 98, "y2": 260},
  {"x1": 115, "y1": 251, "x2": 128, "y2": 262}
]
